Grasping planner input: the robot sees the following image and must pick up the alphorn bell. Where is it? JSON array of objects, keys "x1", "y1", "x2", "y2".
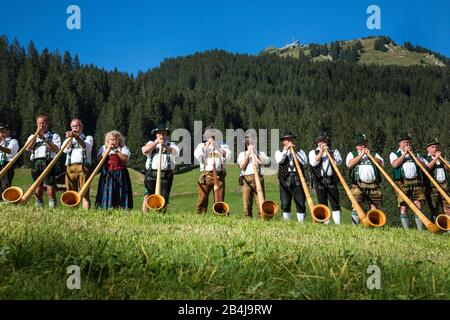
[
  {"x1": 211, "y1": 143, "x2": 230, "y2": 216},
  {"x1": 324, "y1": 148, "x2": 387, "y2": 227},
  {"x1": 290, "y1": 146, "x2": 331, "y2": 223},
  {"x1": 2, "y1": 137, "x2": 73, "y2": 205},
  {"x1": 145, "y1": 143, "x2": 166, "y2": 211},
  {"x1": 0, "y1": 129, "x2": 39, "y2": 179},
  {"x1": 251, "y1": 148, "x2": 278, "y2": 220},
  {"x1": 60, "y1": 145, "x2": 113, "y2": 208},
  {"x1": 366, "y1": 152, "x2": 449, "y2": 233},
  {"x1": 405, "y1": 151, "x2": 450, "y2": 231}
]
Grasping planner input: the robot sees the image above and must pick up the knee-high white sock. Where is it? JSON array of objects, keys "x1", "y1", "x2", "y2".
[
  {"x1": 282, "y1": 212, "x2": 291, "y2": 221},
  {"x1": 49, "y1": 198, "x2": 56, "y2": 209},
  {"x1": 415, "y1": 217, "x2": 423, "y2": 230},
  {"x1": 297, "y1": 213, "x2": 305, "y2": 223},
  {"x1": 332, "y1": 210, "x2": 341, "y2": 225},
  {"x1": 400, "y1": 213, "x2": 409, "y2": 229},
  {"x1": 351, "y1": 210, "x2": 360, "y2": 225}
]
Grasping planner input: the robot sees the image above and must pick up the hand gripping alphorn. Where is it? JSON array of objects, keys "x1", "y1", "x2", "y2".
[
  {"x1": 290, "y1": 146, "x2": 330, "y2": 223},
  {"x1": 324, "y1": 148, "x2": 387, "y2": 227}
]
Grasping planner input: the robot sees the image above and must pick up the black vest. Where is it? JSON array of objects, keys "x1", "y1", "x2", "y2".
[
  {"x1": 278, "y1": 151, "x2": 300, "y2": 179},
  {"x1": 309, "y1": 149, "x2": 339, "y2": 185}
]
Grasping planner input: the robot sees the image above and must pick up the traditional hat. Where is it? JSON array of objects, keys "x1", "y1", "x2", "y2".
[
  {"x1": 398, "y1": 132, "x2": 412, "y2": 142},
  {"x1": 0, "y1": 123, "x2": 10, "y2": 130},
  {"x1": 314, "y1": 131, "x2": 329, "y2": 143},
  {"x1": 151, "y1": 124, "x2": 171, "y2": 135},
  {"x1": 355, "y1": 133, "x2": 369, "y2": 146},
  {"x1": 425, "y1": 138, "x2": 440, "y2": 148},
  {"x1": 280, "y1": 130, "x2": 296, "y2": 141}
]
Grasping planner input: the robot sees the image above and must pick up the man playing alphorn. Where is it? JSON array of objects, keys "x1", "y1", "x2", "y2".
[
  {"x1": 26, "y1": 115, "x2": 61, "y2": 208},
  {"x1": 63, "y1": 118, "x2": 93, "y2": 209}
]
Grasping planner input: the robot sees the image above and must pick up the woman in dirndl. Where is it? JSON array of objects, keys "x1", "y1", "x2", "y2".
[{"x1": 95, "y1": 130, "x2": 133, "y2": 209}]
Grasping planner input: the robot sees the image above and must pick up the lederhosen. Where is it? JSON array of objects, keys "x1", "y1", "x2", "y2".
[
  {"x1": 197, "y1": 148, "x2": 226, "y2": 213},
  {"x1": 0, "y1": 138, "x2": 14, "y2": 191},
  {"x1": 392, "y1": 151, "x2": 425, "y2": 206},
  {"x1": 422, "y1": 154, "x2": 449, "y2": 217},
  {"x1": 31, "y1": 132, "x2": 57, "y2": 187},
  {"x1": 349, "y1": 151, "x2": 382, "y2": 206},
  {"x1": 65, "y1": 135, "x2": 89, "y2": 192},
  {"x1": 278, "y1": 151, "x2": 306, "y2": 213},
  {"x1": 144, "y1": 143, "x2": 174, "y2": 207},
  {"x1": 310, "y1": 149, "x2": 340, "y2": 211},
  {"x1": 241, "y1": 151, "x2": 265, "y2": 217}
]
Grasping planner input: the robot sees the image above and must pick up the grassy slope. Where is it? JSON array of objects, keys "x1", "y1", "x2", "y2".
[{"x1": 0, "y1": 167, "x2": 449, "y2": 299}]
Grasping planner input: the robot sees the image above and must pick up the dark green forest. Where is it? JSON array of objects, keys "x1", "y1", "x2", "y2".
[{"x1": 1, "y1": 35, "x2": 449, "y2": 222}]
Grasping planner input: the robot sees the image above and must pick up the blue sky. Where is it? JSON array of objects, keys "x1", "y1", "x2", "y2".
[{"x1": 0, "y1": 0, "x2": 448, "y2": 75}]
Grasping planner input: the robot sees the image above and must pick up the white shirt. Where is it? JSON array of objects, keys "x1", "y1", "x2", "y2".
[
  {"x1": 97, "y1": 145, "x2": 131, "y2": 160},
  {"x1": 237, "y1": 150, "x2": 270, "y2": 176},
  {"x1": 142, "y1": 140, "x2": 179, "y2": 171},
  {"x1": 194, "y1": 142, "x2": 231, "y2": 172},
  {"x1": 389, "y1": 150, "x2": 419, "y2": 179},
  {"x1": 309, "y1": 148, "x2": 342, "y2": 176},
  {"x1": 346, "y1": 151, "x2": 384, "y2": 183},
  {"x1": 421, "y1": 154, "x2": 446, "y2": 183},
  {"x1": 27, "y1": 132, "x2": 61, "y2": 160},
  {"x1": 0, "y1": 137, "x2": 19, "y2": 162},
  {"x1": 275, "y1": 148, "x2": 308, "y2": 172},
  {"x1": 63, "y1": 134, "x2": 93, "y2": 165}
]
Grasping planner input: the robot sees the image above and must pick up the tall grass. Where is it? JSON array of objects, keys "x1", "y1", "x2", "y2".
[{"x1": 0, "y1": 167, "x2": 448, "y2": 299}]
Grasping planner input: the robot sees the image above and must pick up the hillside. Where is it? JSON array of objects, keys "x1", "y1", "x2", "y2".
[
  {"x1": 1, "y1": 167, "x2": 449, "y2": 299},
  {"x1": 261, "y1": 36, "x2": 448, "y2": 67}
]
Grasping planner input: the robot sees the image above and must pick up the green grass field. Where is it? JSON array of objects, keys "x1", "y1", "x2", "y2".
[{"x1": 0, "y1": 166, "x2": 449, "y2": 299}]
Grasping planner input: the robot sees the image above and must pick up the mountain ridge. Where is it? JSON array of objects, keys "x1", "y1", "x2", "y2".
[{"x1": 261, "y1": 36, "x2": 448, "y2": 67}]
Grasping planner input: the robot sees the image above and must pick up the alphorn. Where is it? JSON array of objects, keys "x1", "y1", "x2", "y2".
[
  {"x1": 324, "y1": 148, "x2": 387, "y2": 227},
  {"x1": 290, "y1": 146, "x2": 331, "y2": 223},
  {"x1": 145, "y1": 143, "x2": 166, "y2": 210},
  {"x1": 211, "y1": 143, "x2": 230, "y2": 216},
  {"x1": 2, "y1": 137, "x2": 73, "y2": 205},
  {"x1": 0, "y1": 129, "x2": 39, "y2": 179},
  {"x1": 366, "y1": 152, "x2": 449, "y2": 233},
  {"x1": 60, "y1": 145, "x2": 112, "y2": 208},
  {"x1": 438, "y1": 155, "x2": 450, "y2": 171},
  {"x1": 251, "y1": 148, "x2": 278, "y2": 220}
]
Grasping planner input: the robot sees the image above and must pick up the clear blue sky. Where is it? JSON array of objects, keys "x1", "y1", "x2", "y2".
[{"x1": 0, "y1": 0, "x2": 448, "y2": 75}]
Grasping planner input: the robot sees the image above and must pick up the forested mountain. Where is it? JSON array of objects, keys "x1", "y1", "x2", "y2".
[{"x1": 1, "y1": 35, "x2": 449, "y2": 168}]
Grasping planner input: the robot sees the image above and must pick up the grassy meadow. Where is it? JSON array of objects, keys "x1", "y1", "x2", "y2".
[{"x1": 0, "y1": 166, "x2": 449, "y2": 299}]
